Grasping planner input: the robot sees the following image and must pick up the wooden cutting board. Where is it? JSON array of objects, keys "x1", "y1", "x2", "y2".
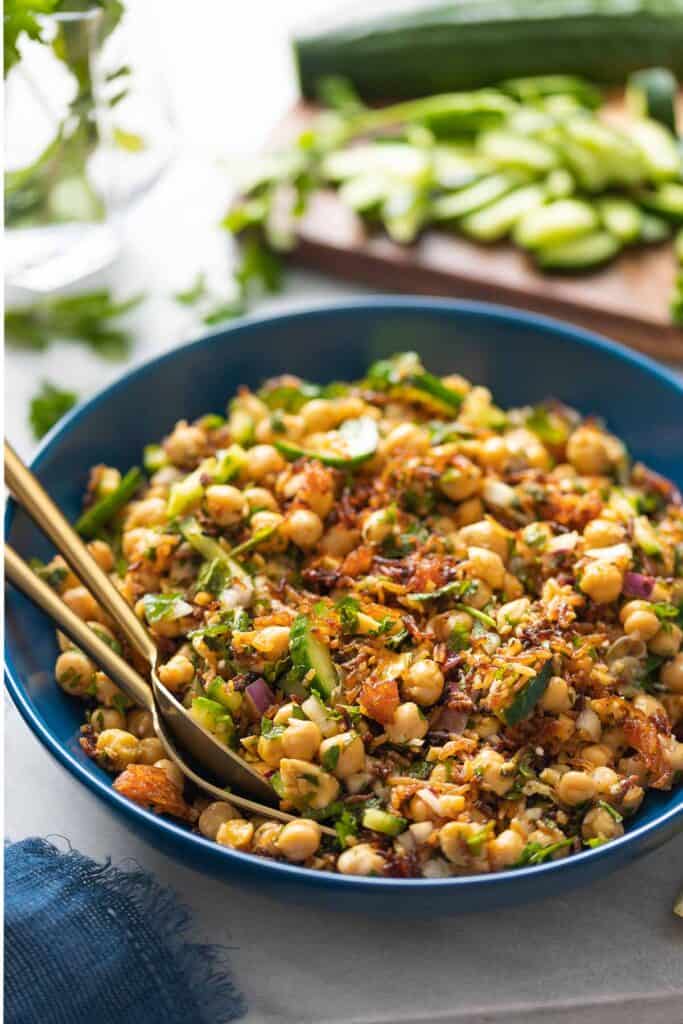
[{"x1": 270, "y1": 102, "x2": 683, "y2": 363}]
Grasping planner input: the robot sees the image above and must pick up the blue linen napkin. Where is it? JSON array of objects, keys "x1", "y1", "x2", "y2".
[{"x1": 5, "y1": 837, "x2": 246, "y2": 1024}]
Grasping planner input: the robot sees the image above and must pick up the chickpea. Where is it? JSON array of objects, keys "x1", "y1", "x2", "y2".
[
  {"x1": 157, "y1": 654, "x2": 195, "y2": 691},
  {"x1": 337, "y1": 843, "x2": 385, "y2": 876},
  {"x1": 439, "y1": 794, "x2": 466, "y2": 818},
  {"x1": 318, "y1": 731, "x2": 365, "y2": 778},
  {"x1": 539, "y1": 676, "x2": 572, "y2": 714},
  {"x1": 250, "y1": 510, "x2": 285, "y2": 548},
  {"x1": 502, "y1": 573, "x2": 524, "y2": 600},
  {"x1": 87, "y1": 539, "x2": 115, "y2": 572},
  {"x1": 557, "y1": 770, "x2": 597, "y2": 806},
  {"x1": 592, "y1": 766, "x2": 619, "y2": 794},
  {"x1": 252, "y1": 626, "x2": 291, "y2": 661},
  {"x1": 382, "y1": 423, "x2": 430, "y2": 455},
  {"x1": 257, "y1": 733, "x2": 285, "y2": 768},
  {"x1": 648, "y1": 624, "x2": 682, "y2": 658},
  {"x1": 62, "y1": 586, "x2": 104, "y2": 623},
  {"x1": 137, "y1": 737, "x2": 165, "y2": 764},
  {"x1": 283, "y1": 508, "x2": 323, "y2": 550},
  {"x1": 198, "y1": 801, "x2": 240, "y2": 840},
  {"x1": 252, "y1": 821, "x2": 283, "y2": 856},
  {"x1": 621, "y1": 602, "x2": 661, "y2": 641},
  {"x1": 244, "y1": 445, "x2": 285, "y2": 481},
  {"x1": 618, "y1": 755, "x2": 648, "y2": 785},
  {"x1": 276, "y1": 819, "x2": 322, "y2": 862},
  {"x1": 455, "y1": 497, "x2": 484, "y2": 527},
  {"x1": 385, "y1": 703, "x2": 428, "y2": 744},
  {"x1": 281, "y1": 720, "x2": 322, "y2": 761},
  {"x1": 362, "y1": 508, "x2": 394, "y2": 545},
  {"x1": 583, "y1": 519, "x2": 624, "y2": 548},
  {"x1": 164, "y1": 421, "x2": 205, "y2": 466},
  {"x1": 96, "y1": 729, "x2": 140, "y2": 771},
  {"x1": 318, "y1": 524, "x2": 361, "y2": 558},
  {"x1": 154, "y1": 758, "x2": 184, "y2": 790},
  {"x1": 566, "y1": 426, "x2": 611, "y2": 475},
  {"x1": 273, "y1": 703, "x2": 298, "y2": 726},
  {"x1": 581, "y1": 744, "x2": 612, "y2": 768},
  {"x1": 243, "y1": 486, "x2": 278, "y2": 513},
  {"x1": 575, "y1": 708, "x2": 602, "y2": 742},
  {"x1": 439, "y1": 461, "x2": 482, "y2": 502},
  {"x1": 55, "y1": 649, "x2": 95, "y2": 697},
  {"x1": 301, "y1": 399, "x2": 337, "y2": 434},
  {"x1": 661, "y1": 653, "x2": 683, "y2": 693},
  {"x1": 205, "y1": 484, "x2": 247, "y2": 527},
  {"x1": 466, "y1": 546, "x2": 506, "y2": 590},
  {"x1": 633, "y1": 693, "x2": 667, "y2": 719},
  {"x1": 126, "y1": 709, "x2": 155, "y2": 739},
  {"x1": 478, "y1": 436, "x2": 509, "y2": 470},
  {"x1": 431, "y1": 610, "x2": 472, "y2": 643},
  {"x1": 581, "y1": 806, "x2": 624, "y2": 842},
  {"x1": 408, "y1": 795, "x2": 437, "y2": 822},
  {"x1": 94, "y1": 674, "x2": 130, "y2": 710},
  {"x1": 279, "y1": 759, "x2": 340, "y2": 810},
  {"x1": 459, "y1": 520, "x2": 509, "y2": 562},
  {"x1": 488, "y1": 829, "x2": 526, "y2": 870},
  {"x1": 579, "y1": 562, "x2": 623, "y2": 604},
  {"x1": 665, "y1": 739, "x2": 683, "y2": 772},
  {"x1": 465, "y1": 580, "x2": 493, "y2": 611},
  {"x1": 90, "y1": 707, "x2": 126, "y2": 733},
  {"x1": 125, "y1": 497, "x2": 168, "y2": 530},
  {"x1": 473, "y1": 749, "x2": 514, "y2": 797},
  {"x1": 439, "y1": 822, "x2": 469, "y2": 865},
  {"x1": 402, "y1": 659, "x2": 444, "y2": 706},
  {"x1": 216, "y1": 819, "x2": 254, "y2": 850}
]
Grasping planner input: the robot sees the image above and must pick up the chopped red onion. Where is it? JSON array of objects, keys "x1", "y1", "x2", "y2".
[
  {"x1": 434, "y1": 706, "x2": 467, "y2": 735},
  {"x1": 245, "y1": 678, "x2": 275, "y2": 715},
  {"x1": 623, "y1": 572, "x2": 655, "y2": 600}
]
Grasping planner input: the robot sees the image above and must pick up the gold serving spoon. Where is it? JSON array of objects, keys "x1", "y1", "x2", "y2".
[
  {"x1": 4, "y1": 444, "x2": 335, "y2": 833},
  {"x1": 5, "y1": 543, "x2": 316, "y2": 828}
]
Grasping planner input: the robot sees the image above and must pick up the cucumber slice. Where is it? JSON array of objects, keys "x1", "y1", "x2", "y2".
[
  {"x1": 290, "y1": 613, "x2": 339, "y2": 699},
  {"x1": 597, "y1": 198, "x2": 643, "y2": 243},
  {"x1": 638, "y1": 182, "x2": 683, "y2": 221},
  {"x1": 562, "y1": 116, "x2": 644, "y2": 188},
  {"x1": 206, "y1": 678, "x2": 243, "y2": 715},
  {"x1": 431, "y1": 172, "x2": 524, "y2": 221},
  {"x1": 627, "y1": 67, "x2": 678, "y2": 134},
  {"x1": 322, "y1": 143, "x2": 431, "y2": 183},
  {"x1": 275, "y1": 415, "x2": 378, "y2": 468},
  {"x1": 629, "y1": 119, "x2": 681, "y2": 182},
  {"x1": 500, "y1": 75, "x2": 601, "y2": 110},
  {"x1": 534, "y1": 231, "x2": 621, "y2": 270},
  {"x1": 514, "y1": 198, "x2": 598, "y2": 250},
  {"x1": 545, "y1": 168, "x2": 575, "y2": 199},
  {"x1": 639, "y1": 212, "x2": 672, "y2": 243},
  {"x1": 338, "y1": 174, "x2": 388, "y2": 214},
  {"x1": 180, "y1": 518, "x2": 253, "y2": 594},
  {"x1": 498, "y1": 661, "x2": 553, "y2": 726},
  {"x1": 478, "y1": 131, "x2": 558, "y2": 174},
  {"x1": 460, "y1": 183, "x2": 547, "y2": 242},
  {"x1": 362, "y1": 807, "x2": 408, "y2": 837},
  {"x1": 400, "y1": 372, "x2": 465, "y2": 413},
  {"x1": 190, "y1": 697, "x2": 234, "y2": 745}
]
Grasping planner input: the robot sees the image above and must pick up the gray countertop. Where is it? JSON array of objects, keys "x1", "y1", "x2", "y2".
[{"x1": 5, "y1": 5, "x2": 683, "y2": 1020}]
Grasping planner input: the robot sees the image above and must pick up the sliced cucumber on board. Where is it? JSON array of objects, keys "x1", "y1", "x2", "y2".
[
  {"x1": 627, "y1": 67, "x2": 678, "y2": 133},
  {"x1": 460, "y1": 183, "x2": 548, "y2": 241},
  {"x1": 432, "y1": 173, "x2": 525, "y2": 221},
  {"x1": 514, "y1": 199, "x2": 598, "y2": 249},
  {"x1": 534, "y1": 231, "x2": 622, "y2": 270},
  {"x1": 597, "y1": 198, "x2": 643, "y2": 243}
]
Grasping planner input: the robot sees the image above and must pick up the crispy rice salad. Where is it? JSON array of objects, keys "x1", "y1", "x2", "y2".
[{"x1": 43, "y1": 352, "x2": 683, "y2": 877}]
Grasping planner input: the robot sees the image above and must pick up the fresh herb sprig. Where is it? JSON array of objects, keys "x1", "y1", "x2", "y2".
[
  {"x1": 29, "y1": 380, "x2": 77, "y2": 438},
  {"x1": 6, "y1": 289, "x2": 142, "y2": 359}
]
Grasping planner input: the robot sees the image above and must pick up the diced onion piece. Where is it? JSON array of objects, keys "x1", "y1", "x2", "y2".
[
  {"x1": 409, "y1": 821, "x2": 434, "y2": 843},
  {"x1": 417, "y1": 787, "x2": 444, "y2": 816},
  {"x1": 482, "y1": 479, "x2": 517, "y2": 507},
  {"x1": 548, "y1": 531, "x2": 579, "y2": 553},
  {"x1": 245, "y1": 678, "x2": 275, "y2": 715},
  {"x1": 585, "y1": 542, "x2": 632, "y2": 564},
  {"x1": 623, "y1": 571, "x2": 656, "y2": 599}
]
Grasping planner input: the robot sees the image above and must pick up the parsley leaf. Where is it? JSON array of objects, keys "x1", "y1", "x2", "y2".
[
  {"x1": 515, "y1": 837, "x2": 573, "y2": 866},
  {"x1": 141, "y1": 592, "x2": 192, "y2": 624},
  {"x1": 29, "y1": 380, "x2": 77, "y2": 439},
  {"x1": 173, "y1": 271, "x2": 208, "y2": 306},
  {"x1": 6, "y1": 290, "x2": 142, "y2": 360},
  {"x1": 334, "y1": 808, "x2": 359, "y2": 849},
  {"x1": 336, "y1": 595, "x2": 360, "y2": 634}
]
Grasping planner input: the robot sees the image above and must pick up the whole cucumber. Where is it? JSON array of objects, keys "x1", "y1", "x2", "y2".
[{"x1": 295, "y1": 1, "x2": 683, "y2": 100}]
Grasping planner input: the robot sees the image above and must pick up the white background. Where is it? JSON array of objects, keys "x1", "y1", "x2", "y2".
[{"x1": 5, "y1": 4, "x2": 683, "y2": 1021}]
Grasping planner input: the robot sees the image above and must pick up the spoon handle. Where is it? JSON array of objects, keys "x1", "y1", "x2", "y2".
[
  {"x1": 5, "y1": 442, "x2": 157, "y2": 665},
  {"x1": 5, "y1": 544, "x2": 154, "y2": 710}
]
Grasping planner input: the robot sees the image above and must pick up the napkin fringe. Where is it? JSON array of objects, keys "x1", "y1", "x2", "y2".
[{"x1": 7, "y1": 837, "x2": 246, "y2": 1023}]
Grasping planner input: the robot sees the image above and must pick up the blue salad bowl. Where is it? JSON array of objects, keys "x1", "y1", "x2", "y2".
[{"x1": 6, "y1": 298, "x2": 683, "y2": 914}]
